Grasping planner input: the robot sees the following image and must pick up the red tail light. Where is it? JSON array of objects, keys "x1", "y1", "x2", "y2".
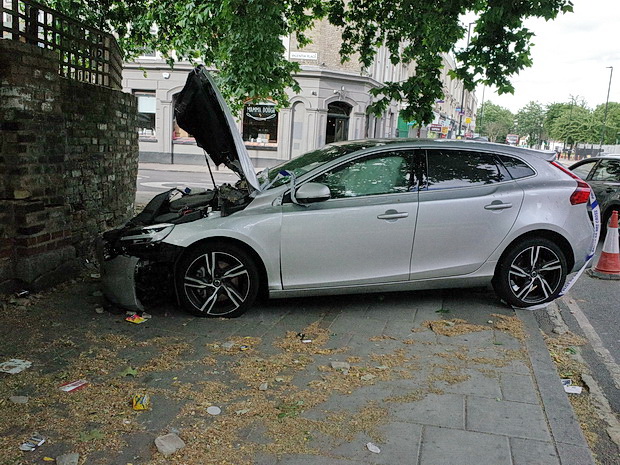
[{"x1": 551, "y1": 161, "x2": 591, "y2": 205}]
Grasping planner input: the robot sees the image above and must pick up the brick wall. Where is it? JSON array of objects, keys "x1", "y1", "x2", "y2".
[
  {"x1": 0, "y1": 40, "x2": 138, "y2": 291},
  {"x1": 289, "y1": 20, "x2": 362, "y2": 73}
]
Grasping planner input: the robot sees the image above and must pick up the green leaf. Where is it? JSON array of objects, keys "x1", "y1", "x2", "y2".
[
  {"x1": 119, "y1": 366, "x2": 138, "y2": 377},
  {"x1": 79, "y1": 429, "x2": 105, "y2": 442}
]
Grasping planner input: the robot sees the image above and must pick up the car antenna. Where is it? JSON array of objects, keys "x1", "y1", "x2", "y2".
[{"x1": 203, "y1": 149, "x2": 218, "y2": 193}]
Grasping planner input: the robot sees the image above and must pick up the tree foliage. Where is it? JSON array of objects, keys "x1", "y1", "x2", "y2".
[
  {"x1": 44, "y1": 0, "x2": 574, "y2": 124},
  {"x1": 593, "y1": 102, "x2": 620, "y2": 145},
  {"x1": 516, "y1": 101, "x2": 545, "y2": 147},
  {"x1": 545, "y1": 99, "x2": 597, "y2": 146},
  {"x1": 476, "y1": 101, "x2": 514, "y2": 143}
]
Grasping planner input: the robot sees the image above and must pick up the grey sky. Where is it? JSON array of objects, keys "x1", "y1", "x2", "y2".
[{"x1": 478, "y1": 0, "x2": 619, "y2": 113}]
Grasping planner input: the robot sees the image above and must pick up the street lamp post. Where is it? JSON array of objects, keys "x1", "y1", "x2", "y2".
[
  {"x1": 478, "y1": 85, "x2": 486, "y2": 137},
  {"x1": 457, "y1": 22, "x2": 474, "y2": 138},
  {"x1": 599, "y1": 66, "x2": 613, "y2": 154}
]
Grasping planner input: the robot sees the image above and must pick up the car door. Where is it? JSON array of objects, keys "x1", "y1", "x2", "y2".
[
  {"x1": 280, "y1": 149, "x2": 419, "y2": 289},
  {"x1": 585, "y1": 159, "x2": 620, "y2": 213},
  {"x1": 410, "y1": 149, "x2": 524, "y2": 279}
]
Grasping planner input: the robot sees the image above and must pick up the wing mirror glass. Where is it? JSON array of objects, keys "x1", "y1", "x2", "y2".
[{"x1": 295, "y1": 182, "x2": 331, "y2": 204}]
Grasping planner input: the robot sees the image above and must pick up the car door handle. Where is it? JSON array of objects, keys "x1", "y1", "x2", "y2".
[
  {"x1": 484, "y1": 202, "x2": 513, "y2": 210},
  {"x1": 377, "y1": 210, "x2": 409, "y2": 220}
]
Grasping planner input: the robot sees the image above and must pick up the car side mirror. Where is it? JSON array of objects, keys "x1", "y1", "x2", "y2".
[{"x1": 295, "y1": 182, "x2": 331, "y2": 204}]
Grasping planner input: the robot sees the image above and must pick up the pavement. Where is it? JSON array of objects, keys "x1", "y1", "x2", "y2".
[{"x1": 0, "y1": 276, "x2": 595, "y2": 465}]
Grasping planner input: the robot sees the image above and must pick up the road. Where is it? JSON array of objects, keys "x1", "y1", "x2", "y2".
[
  {"x1": 558, "y1": 256, "x2": 620, "y2": 413},
  {"x1": 136, "y1": 167, "x2": 241, "y2": 204}
]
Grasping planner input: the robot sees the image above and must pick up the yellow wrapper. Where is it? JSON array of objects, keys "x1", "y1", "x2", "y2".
[{"x1": 132, "y1": 393, "x2": 150, "y2": 410}]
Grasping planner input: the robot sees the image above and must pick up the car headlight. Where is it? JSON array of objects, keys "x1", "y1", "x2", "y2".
[{"x1": 119, "y1": 224, "x2": 175, "y2": 245}]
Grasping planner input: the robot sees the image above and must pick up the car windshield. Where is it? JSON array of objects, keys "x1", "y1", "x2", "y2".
[{"x1": 257, "y1": 141, "x2": 385, "y2": 189}]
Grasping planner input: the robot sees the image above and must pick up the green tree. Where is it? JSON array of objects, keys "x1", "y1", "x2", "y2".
[
  {"x1": 593, "y1": 102, "x2": 620, "y2": 145},
  {"x1": 547, "y1": 104, "x2": 597, "y2": 147},
  {"x1": 544, "y1": 96, "x2": 605, "y2": 149},
  {"x1": 476, "y1": 101, "x2": 514, "y2": 143},
  {"x1": 516, "y1": 101, "x2": 545, "y2": 147},
  {"x1": 44, "y1": 0, "x2": 574, "y2": 124}
]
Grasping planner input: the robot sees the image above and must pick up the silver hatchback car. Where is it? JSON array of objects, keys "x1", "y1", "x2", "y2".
[{"x1": 98, "y1": 67, "x2": 593, "y2": 317}]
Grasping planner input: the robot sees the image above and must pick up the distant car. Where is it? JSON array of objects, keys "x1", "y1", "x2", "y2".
[
  {"x1": 569, "y1": 155, "x2": 620, "y2": 233},
  {"x1": 97, "y1": 66, "x2": 594, "y2": 317}
]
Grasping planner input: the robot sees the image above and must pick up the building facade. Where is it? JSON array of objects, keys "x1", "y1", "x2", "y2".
[{"x1": 122, "y1": 22, "x2": 477, "y2": 168}]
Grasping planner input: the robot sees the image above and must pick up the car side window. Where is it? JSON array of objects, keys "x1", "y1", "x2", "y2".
[
  {"x1": 497, "y1": 155, "x2": 535, "y2": 179},
  {"x1": 590, "y1": 160, "x2": 620, "y2": 181},
  {"x1": 313, "y1": 152, "x2": 412, "y2": 199},
  {"x1": 425, "y1": 149, "x2": 505, "y2": 190},
  {"x1": 571, "y1": 161, "x2": 597, "y2": 180}
]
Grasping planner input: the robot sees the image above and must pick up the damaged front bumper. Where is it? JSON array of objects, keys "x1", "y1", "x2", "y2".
[
  {"x1": 97, "y1": 243, "x2": 144, "y2": 311},
  {"x1": 96, "y1": 232, "x2": 184, "y2": 312}
]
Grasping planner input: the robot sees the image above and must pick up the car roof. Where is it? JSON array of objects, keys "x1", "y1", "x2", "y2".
[
  {"x1": 329, "y1": 138, "x2": 556, "y2": 161},
  {"x1": 569, "y1": 155, "x2": 620, "y2": 167}
]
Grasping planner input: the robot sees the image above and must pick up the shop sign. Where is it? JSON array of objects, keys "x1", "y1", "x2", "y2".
[
  {"x1": 429, "y1": 124, "x2": 442, "y2": 132},
  {"x1": 441, "y1": 126, "x2": 449, "y2": 134},
  {"x1": 245, "y1": 104, "x2": 277, "y2": 121},
  {"x1": 465, "y1": 117, "x2": 471, "y2": 124},
  {"x1": 290, "y1": 51, "x2": 318, "y2": 60}
]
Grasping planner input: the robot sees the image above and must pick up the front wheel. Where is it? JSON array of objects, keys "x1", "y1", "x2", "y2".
[
  {"x1": 493, "y1": 238, "x2": 567, "y2": 307},
  {"x1": 176, "y1": 242, "x2": 259, "y2": 317}
]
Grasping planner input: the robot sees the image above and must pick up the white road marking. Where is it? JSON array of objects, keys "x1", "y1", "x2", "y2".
[
  {"x1": 561, "y1": 295, "x2": 620, "y2": 390},
  {"x1": 140, "y1": 181, "x2": 213, "y2": 189}
]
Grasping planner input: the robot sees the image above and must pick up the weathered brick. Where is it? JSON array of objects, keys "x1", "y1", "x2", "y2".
[{"x1": 1, "y1": 39, "x2": 138, "y2": 289}]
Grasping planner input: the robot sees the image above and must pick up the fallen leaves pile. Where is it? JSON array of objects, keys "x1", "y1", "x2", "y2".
[{"x1": 0, "y1": 288, "x2": 529, "y2": 465}]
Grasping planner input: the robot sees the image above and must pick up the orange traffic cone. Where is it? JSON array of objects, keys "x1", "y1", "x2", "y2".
[{"x1": 591, "y1": 211, "x2": 620, "y2": 280}]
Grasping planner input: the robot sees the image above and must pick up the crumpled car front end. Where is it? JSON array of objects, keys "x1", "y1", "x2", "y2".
[
  {"x1": 98, "y1": 65, "x2": 261, "y2": 312},
  {"x1": 97, "y1": 217, "x2": 182, "y2": 311}
]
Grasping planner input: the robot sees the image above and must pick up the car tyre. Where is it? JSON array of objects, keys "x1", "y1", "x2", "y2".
[
  {"x1": 176, "y1": 242, "x2": 259, "y2": 318},
  {"x1": 493, "y1": 237, "x2": 567, "y2": 307}
]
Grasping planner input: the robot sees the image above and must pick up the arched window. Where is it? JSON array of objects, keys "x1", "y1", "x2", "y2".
[{"x1": 326, "y1": 101, "x2": 352, "y2": 144}]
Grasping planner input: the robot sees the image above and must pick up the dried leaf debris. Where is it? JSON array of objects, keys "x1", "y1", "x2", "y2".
[{"x1": 0, "y1": 289, "x2": 529, "y2": 464}]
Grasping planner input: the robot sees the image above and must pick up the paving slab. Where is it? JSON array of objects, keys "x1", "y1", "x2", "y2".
[
  {"x1": 500, "y1": 372, "x2": 541, "y2": 404},
  {"x1": 510, "y1": 437, "x2": 561, "y2": 465},
  {"x1": 389, "y1": 393, "x2": 465, "y2": 428},
  {"x1": 419, "y1": 425, "x2": 512, "y2": 465},
  {"x1": 329, "y1": 423, "x2": 422, "y2": 465},
  {"x1": 466, "y1": 395, "x2": 551, "y2": 441},
  {"x1": 434, "y1": 367, "x2": 502, "y2": 399}
]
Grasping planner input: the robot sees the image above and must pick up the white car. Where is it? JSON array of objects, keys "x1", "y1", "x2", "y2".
[{"x1": 98, "y1": 67, "x2": 594, "y2": 317}]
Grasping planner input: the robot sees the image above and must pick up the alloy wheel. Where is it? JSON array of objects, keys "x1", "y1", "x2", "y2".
[
  {"x1": 183, "y1": 251, "x2": 250, "y2": 316},
  {"x1": 508, "y1": 245, "x2": 563, "y2": 304}
]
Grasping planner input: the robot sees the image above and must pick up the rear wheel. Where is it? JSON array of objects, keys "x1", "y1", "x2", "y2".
[
  {"x1": 493, "y1": 237, "x2": 567, "y2": 307},
  {"x1": 176, "y1": 242, "x2": 259, "y2": 317}
]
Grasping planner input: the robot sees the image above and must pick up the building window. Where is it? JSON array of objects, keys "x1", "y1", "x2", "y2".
[
  {"x1": 326, "y1": 102, "x2": 351, "y2": 143},
  {"x1": 135, "y1": 91, "x2": 156, "y2": 141},
  {"x1": 243, "y1": 103, "x2": 278, "y2": 148},
  {"x1": 172, "y1": 92, "x2": 196, "y2": 144},
  {"x1": 138, "y1": 49, "x2": 158, "y2": 58}
]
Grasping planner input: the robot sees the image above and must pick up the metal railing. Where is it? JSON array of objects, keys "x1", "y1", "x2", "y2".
[{"x1": 0, "y1": 0, "x2": 122, "y2": 89}]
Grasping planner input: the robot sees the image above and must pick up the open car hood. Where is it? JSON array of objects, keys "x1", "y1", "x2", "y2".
[{"x1": 174, "y1": 66, "x2": 260, "y2": 191}]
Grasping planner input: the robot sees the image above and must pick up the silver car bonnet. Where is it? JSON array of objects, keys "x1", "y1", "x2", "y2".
[{"x1": 175, "y1": 66, "x2": 260, "y2": 191}]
